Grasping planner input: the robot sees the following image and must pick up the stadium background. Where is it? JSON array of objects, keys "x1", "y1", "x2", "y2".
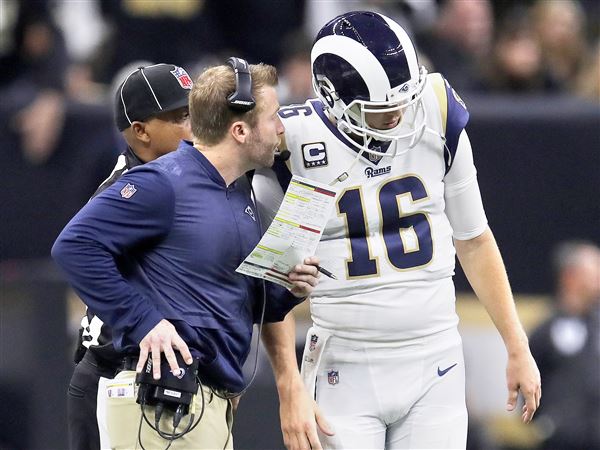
[{"x1": 0, "y1": 0, "x2": 598, "y2": 449}]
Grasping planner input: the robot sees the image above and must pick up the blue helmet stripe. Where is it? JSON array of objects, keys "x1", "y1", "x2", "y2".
[{"x1": 315, "y1": 11, "x2": 411, "y2": 95}]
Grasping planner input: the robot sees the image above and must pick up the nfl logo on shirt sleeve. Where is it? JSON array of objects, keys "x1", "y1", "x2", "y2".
[{"x1": 120, "y1": 183, "x2": 137, "y2": 199}]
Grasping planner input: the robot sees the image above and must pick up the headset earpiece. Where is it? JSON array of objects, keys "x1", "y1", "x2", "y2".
[{"x1": 226, "y1": 57, "x2": 256, "y2": 112}]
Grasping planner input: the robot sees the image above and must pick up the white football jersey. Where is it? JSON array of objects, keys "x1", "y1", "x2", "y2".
[{"x1": 255, "y1": 74, "x2": 487, "y2": 342}]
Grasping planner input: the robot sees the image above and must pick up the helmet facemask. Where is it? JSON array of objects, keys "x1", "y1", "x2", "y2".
[{"x1": 343, "y1": 67, "x2": 428, "y2": 157}]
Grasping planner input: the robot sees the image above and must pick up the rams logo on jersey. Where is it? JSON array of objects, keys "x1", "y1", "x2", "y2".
[
  {"x1": 302, "y1": 142, "x2": 328, "y2": 168},
  {"x1": 365, "y1": 166, "x2": 391, "y2": 178}
]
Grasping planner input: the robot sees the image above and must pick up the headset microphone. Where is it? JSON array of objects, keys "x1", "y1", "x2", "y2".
[{"x1": 274, "y1": 149, "x2": 291, "y2": 162}]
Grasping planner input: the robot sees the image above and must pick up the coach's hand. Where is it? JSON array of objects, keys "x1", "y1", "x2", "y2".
[
  {"x1": 288, "y1": 256, "x2": 320, "y2": 298},
  {"x1": 280, "y1": 376, "x2": 334, "y2": 450},
  {"x1": 137, "y1": 319, "x2": 193, "y2": 380},
  {"x1": 506, "y1": 347, "x2": 541, "y2": 423}
]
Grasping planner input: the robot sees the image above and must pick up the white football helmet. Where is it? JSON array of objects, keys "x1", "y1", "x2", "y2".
[{"x1": 312, "y1": 11, "x2": 428, "y2": 157}]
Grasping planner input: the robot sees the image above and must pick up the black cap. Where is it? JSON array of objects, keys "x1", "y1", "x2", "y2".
[{"x1": 115, "y1": 63, "x2": 193, "y2": 131}]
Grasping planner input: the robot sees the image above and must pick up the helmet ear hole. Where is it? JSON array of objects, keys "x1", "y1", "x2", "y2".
[
  {"x1": 314, "y1": 75, "x2": 338, "y2": 109},
  {"x1": 320, "y1": 86, "x2": 335, "y2": 108}
]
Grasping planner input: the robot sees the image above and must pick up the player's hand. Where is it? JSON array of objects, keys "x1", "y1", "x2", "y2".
[
  {"x1": 279, "y1": 377, "x2": 334, "y2": 450},
  {"x1": 288, "y1": 256, "x2": 320, "y2": 298},
  {"x1": 136, "y1": 319, "x2": 193, "y2": 379},
  {"x1": 506, "y1": 348, "x2": 541, "y2": 423}
]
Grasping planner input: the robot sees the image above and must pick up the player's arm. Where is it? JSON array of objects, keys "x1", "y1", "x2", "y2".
[
  {"x1": 262, "y1": 315, "x2": 333, "y2": 450},
  {"x1": 255, "y1": 154, "x2": 332, "y2": 449},
  {"x1": 255, "y1": 120, "x2": 334, "y2": 447},
  {"x1": 445, "y1": 131, "x2": 541, "y2": 423},
  {"x1": 455, "y1": 229, "x2": 541, "y2": 423}
]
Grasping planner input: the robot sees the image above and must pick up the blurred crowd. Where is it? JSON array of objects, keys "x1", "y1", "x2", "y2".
[
  {"x1": 1, "y1": 0, "x2": 598, "y2": 160},
  {"x1": 1, "y1": 0, "x2": 598, "y2": 114},
  {"x1": 2, "y1": 1, "x2": 597, "y2": 286},
  {"x1": 0, "y1": 0, "x2": 598, "y2": 261}
]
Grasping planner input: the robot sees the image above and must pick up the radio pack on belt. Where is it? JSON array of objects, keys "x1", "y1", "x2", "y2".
[{"x1": 136, "y1": 352, "x2": 200, "y2": 415}]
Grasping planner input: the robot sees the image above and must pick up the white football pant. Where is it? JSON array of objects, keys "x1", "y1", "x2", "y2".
[{"x1": 301, "y1": 327, "x2": 467, "y2": 449}]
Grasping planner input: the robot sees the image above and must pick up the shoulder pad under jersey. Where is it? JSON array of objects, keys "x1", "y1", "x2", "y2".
[{"x1": 428, "y1": 73, "x2": 469, "y2": 174}]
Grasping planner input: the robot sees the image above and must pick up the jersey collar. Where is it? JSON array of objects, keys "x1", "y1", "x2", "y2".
[{"x1": 309, "y1": 100, "x2": 391, "y2": 166}]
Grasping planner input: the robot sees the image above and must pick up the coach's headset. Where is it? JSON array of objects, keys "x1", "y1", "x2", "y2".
[
  {"x1": 226, "y1": 57, "x2": 256, "y2": 112},
  {"x1": 227, "y1": 57, "x2": 290, "y2": 162}
]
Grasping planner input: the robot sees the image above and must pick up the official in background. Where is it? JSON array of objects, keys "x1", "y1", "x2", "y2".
[
  {"x1": 67, "y1": 63, "x2": 194, "y2": 450},
  {"x1": 53, "y1": 59, "x2": 319, "y2": 449}
]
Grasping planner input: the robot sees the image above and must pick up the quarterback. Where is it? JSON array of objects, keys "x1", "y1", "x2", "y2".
[{"x1": 256, "y1": 11, "x2": 541, "y2": 450}]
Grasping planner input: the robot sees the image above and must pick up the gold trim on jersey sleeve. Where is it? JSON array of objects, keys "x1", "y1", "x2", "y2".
[{"x1": 429, "y1": 73, "x2": 448, "y2": 134}]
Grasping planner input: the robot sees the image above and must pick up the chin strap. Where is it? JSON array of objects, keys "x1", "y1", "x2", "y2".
[{"x1": 329, "y1": 146, "x2": 365, "y2": 186}]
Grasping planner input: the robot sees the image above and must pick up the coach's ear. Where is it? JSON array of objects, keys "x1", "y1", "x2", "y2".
[
  {"x1": 130, "y1": 121, "x2": 151, "y2": 144},
  {"x1": 230, "y1": 120, "x2": 250, "y2": 145}
]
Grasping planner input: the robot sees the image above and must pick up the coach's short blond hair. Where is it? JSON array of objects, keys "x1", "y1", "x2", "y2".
[{"x1": 190, "y1": 63, "x2": 278, "y2": 145}]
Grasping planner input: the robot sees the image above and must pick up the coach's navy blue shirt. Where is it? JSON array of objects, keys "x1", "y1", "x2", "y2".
[{"x1": 52, "y1": 140, "x2": 300, "y2": 391}]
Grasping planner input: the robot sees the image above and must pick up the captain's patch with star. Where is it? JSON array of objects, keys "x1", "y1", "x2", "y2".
[{"x1": 302, "y1": 142, "x2": 328, "y2": 168}]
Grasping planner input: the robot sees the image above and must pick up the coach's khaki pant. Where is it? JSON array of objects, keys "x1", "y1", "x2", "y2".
[{"x1": 103, "y1": 370, "x2": 233, "y2": 450}]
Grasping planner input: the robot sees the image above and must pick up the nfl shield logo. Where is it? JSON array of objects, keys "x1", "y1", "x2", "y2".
[
  {"x1": 327, "y1": 370, "x2": 339, "y2": 385},
  {"x1": 368, "y1": 150, "x2": 382, "y2": 162},
  {"x1": 170, "y1": 66, "x2": 193, "y2": 89},
  {"x1": 120, "y1": 183, "x2": 137, "y2": 199},
  {"x1": 309, "y1": 334, "x2": 318, "y2": 351}
]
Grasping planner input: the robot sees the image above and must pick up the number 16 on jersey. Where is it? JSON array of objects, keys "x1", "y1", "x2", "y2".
[{"x1": 337, "y1": 175, "x2": 434, "y2": 278}]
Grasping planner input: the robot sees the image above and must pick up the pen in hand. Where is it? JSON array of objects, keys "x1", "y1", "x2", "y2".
[{"x1": 317, "y1": 266, "x2": 337, "y2": 280}]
